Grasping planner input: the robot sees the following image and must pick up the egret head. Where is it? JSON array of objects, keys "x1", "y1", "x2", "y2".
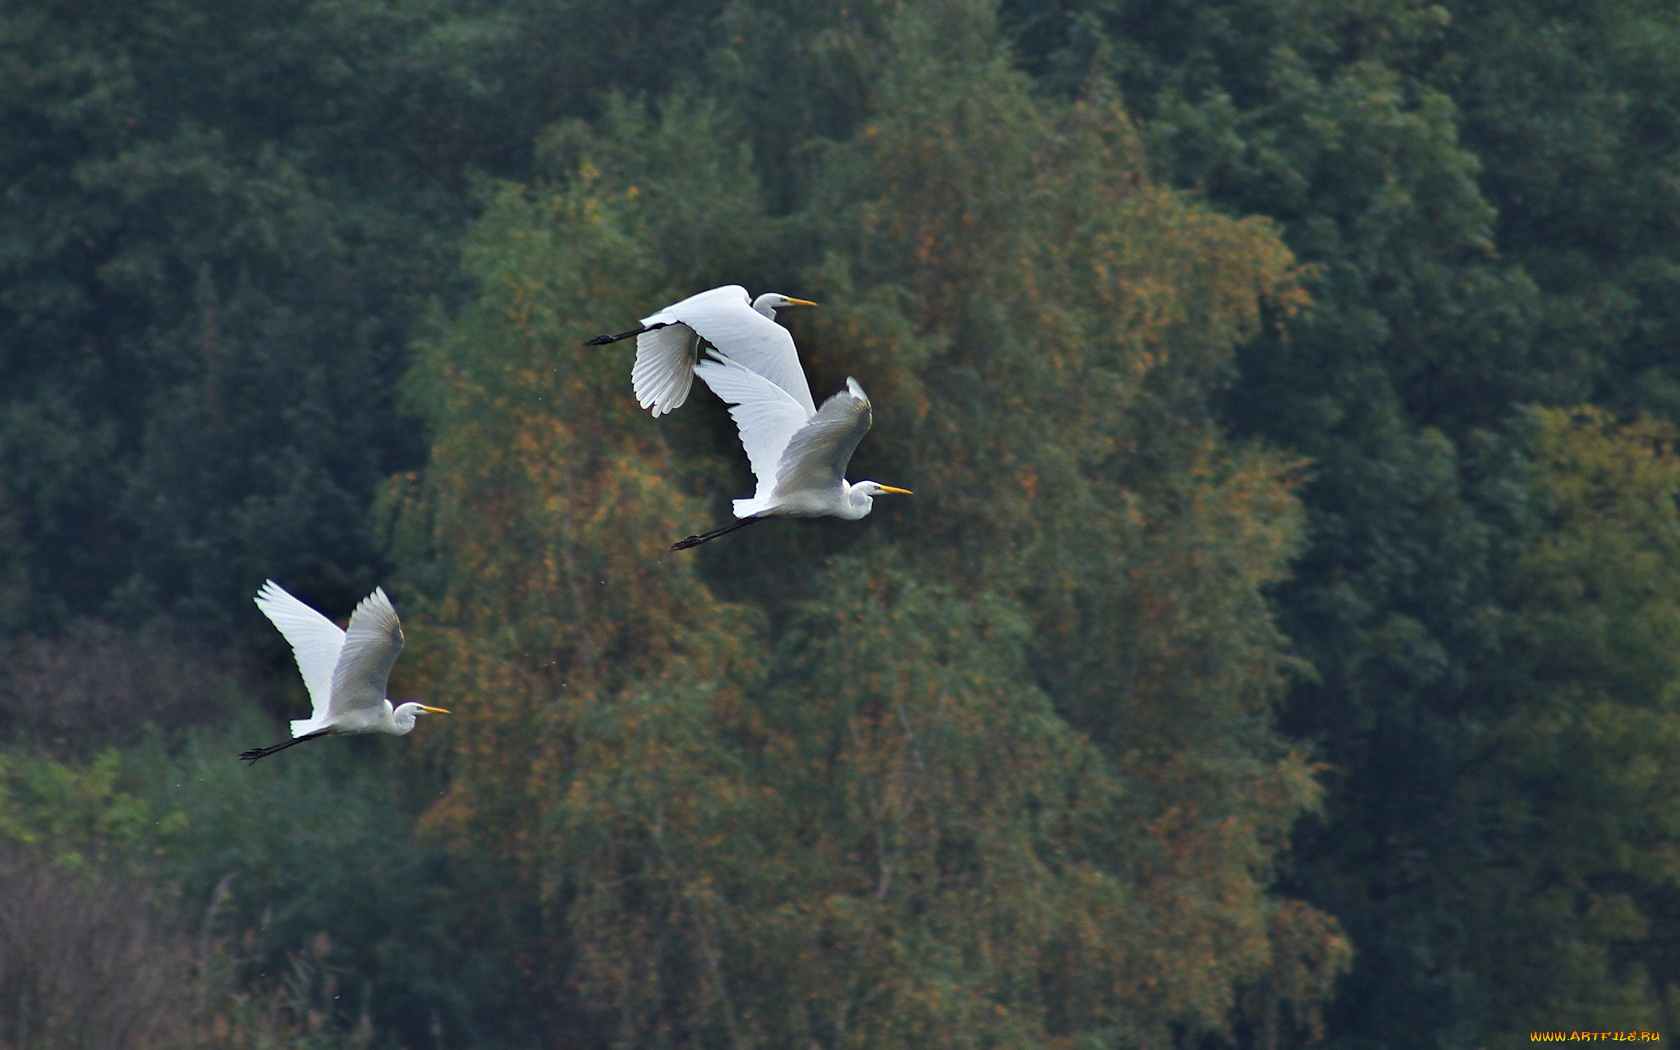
[
  {"x1": 860, "y1": 482, "x2": 911, "y2": 497},
  {"x1": 848, "y1": 481, "x2": 912, "y2": 517},
  {"x1": 391, "y1": 702, "x2": 451, "y2": 734},
  {"x1": 752, "y1": 292, "x2": 818, "y2": 319}
]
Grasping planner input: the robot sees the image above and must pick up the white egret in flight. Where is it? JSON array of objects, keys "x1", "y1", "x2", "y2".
[
  {"x1": 672, "y1": 352, "x2": 911, "y2": 549},
  {"x1": 240, "y1": 580, "x2": 448, "y2": 762},
  {"x1": 584, "y1": 284, "x2": 817, "y2": 416}
]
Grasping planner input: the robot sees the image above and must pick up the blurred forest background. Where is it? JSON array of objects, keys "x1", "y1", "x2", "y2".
[{"x1": 3, "y1": 0, "x2": 1680, "y2": 1046}]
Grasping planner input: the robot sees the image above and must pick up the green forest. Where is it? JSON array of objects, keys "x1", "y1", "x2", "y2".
[{"x1": 3, "y1": 0, "x2": 1679, "y2": 1045}]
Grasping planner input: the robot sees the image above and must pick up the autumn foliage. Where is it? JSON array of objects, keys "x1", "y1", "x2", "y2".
[
  {"x1": 378, "y1": 6, "x2": 1346, "y2": 1045},
  {"x1": 6, "y1": 0, "x2": 1680, "y2": 1047}
]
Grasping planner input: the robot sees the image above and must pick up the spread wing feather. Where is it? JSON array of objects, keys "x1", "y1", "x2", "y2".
[
  {"x1": 666, "y1": 286, "x2": 817, "y2": 415},
  {"x1": 254, "y1": 580, "x2": 344, "y2": 726},
  {"x1": 775, "y1": 378, "x2": 873, "y2": 497},
  {"x1": 328, "y1": 588, "x2": 405, "y2": 720},
  {"x1": 630, "y1": 324, "x2": 700, "y2": 416},
  {"x1": 692, "y1": 352, "x2": 811, "y2": 500}
]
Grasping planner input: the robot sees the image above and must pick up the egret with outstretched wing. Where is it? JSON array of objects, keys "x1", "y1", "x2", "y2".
[
  {"x1": 240, "y1": 580, "x2": 448, "y2": 762},
  {"x1": 672, "y1": 352, "x2": 911, "y2": 549},
  {"x1": 585, "y1": 285, "x2": 816, "y2": 416}
]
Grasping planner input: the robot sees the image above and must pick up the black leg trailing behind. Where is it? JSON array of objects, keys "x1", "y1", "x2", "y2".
[
  {"x1": 584, "y1": 320, "x2": 673, "y2": 346},
  {"x1": 239, "y1": 727, "x2": 334, "y2": 763},
  {"x1": 671, "y1": 514, "x2": 768, "y2": 550}
]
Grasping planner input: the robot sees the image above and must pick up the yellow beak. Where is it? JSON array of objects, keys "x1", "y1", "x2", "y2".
[
  {"x1": 418, "y1": 705, "x2": 452, "y2": 715},
  {"x1": 784, "y1": 297, "x2": 818, "y2": 308},
  {"x1": 876, "y1": 485, "x2": 913, "y2": 496}
]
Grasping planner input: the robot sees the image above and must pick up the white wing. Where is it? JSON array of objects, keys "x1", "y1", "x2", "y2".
[
  {"x1": 641, "y1": 285, "x2": 747, "y2": 328},
  {"x1": 775, "y1": 378, "x2": 873, "y2": 497},
  {"x1": 254, "y1": 579, "x2": 345, "y2": 723},
  {"x1": 693, "y1": 352, "x2": 811, "y2": 501},
  {"x1": 660, "y1": 285, "x2": 817, "y2": 415},
  {"x1": 328, "y1": 587, "x2": 405, "y2": 720},
  {"x1": 630, "y1": 323, "x2": 700, "y2": 416}
]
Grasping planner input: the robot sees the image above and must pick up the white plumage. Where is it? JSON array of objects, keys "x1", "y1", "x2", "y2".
[
  {"x1": 587, "y1": 285, "x2": 816, "y2": 417},
  {"x1": 241, "y1": 580, "x2": 448, "y2": 762},
  {"x1": 672, "y1": 352, "x2": 911, "y2": 549}
]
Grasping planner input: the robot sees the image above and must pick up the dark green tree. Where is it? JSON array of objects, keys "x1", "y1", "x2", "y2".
[
  {"x1": 0, "y1": 0, "x2": 557, "y2": 632},
  {"x1": 390, "y1": 3, "x2": 1348, "y2": 1044},
  {"x1": 1000, "y1": 0, "x2": 1680, "y2": 1042},
  {"x1": 1462, "y1": 407, "x2": 1680, "y2": 1037},
  {"x1": 1444, "y1": 0, "x2": 1680, "y2": 418}
]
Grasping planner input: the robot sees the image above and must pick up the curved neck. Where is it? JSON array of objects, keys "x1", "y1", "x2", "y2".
[
  {"x1": 388, "y1": 702, "x2": 419, "y2": 735},
  {"x1": 839, "y1": 482, "x2": 875, "y2": 521}
]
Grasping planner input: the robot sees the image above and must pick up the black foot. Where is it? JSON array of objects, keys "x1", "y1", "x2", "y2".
[
  {"x1": 238, "y1": 727, "x2": 332, "y2": 763},
  {"x1": 670, "y1": 514, "x2": 766, "y2": 550},
  {"x1": 584, "y1": 321, "x2": 671, "y2": 346}
]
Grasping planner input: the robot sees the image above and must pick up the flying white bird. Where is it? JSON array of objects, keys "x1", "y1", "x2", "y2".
[
  {"x1": 240, "y1": 580, "x2": 448, "y2": 762},
  {"x1": 585, "y1": 284, "x2": 817, "y2": 416},
  {"x1": 672, "y1": 352, "x2": 911, "y2": 549}
]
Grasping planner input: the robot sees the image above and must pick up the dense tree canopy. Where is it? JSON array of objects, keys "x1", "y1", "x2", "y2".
[{"x1": 2, "y1": 0, "x2": 1679, "y2": 1046}]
